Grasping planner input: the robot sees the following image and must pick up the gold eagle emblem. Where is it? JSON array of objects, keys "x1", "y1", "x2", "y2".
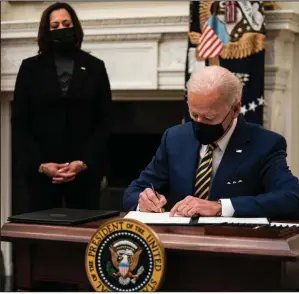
[
  {"x1": 109, "y1": 246, "x2": 142, "y2": 279},
  {"x1": 196, "y1": 1, "x2": 266, "y2": 60}
]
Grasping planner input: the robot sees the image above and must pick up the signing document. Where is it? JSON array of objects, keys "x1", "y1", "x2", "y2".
[
  {"x1": 124, "y1": 211, "x2": 269, "y2": 225},
  {"x1": 124, "y1": 211, "x2": 191, "y2": 224},
  {"x1": 197, "y1": 217, "x2": 269, "y2": 225}
]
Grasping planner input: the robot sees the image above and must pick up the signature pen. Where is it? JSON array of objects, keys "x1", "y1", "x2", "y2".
[
  {"x1": 150, "y1": 183, "x2": 165, "y2": 213},
  {"x1": 253, "y1": 224, "x2": 268, "y2": 229}
]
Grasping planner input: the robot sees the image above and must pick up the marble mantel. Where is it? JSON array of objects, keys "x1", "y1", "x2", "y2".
[
  {"x1": 1, "y1": 9, "x2": 299, "y2": 279},
  {"x1": 1, "y1": 15, "x2": 188, "y2": 92},
  {"x1": 1, "y1": 9, "x2": 299, "y2": 171},
  {"x1": 2, "y1": 11, "x2": 299, "y2": 99}
]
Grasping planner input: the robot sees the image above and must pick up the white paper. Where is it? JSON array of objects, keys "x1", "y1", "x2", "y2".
[
  {"x1": 197, "y1": 217, "x2": 269, "y2": 225},
  {"x1": 270, "y1": 222, "x2": 299, "y2": 227},
  {"x1": 124, "y1": 211, "x2": 191, "y2": 224}
]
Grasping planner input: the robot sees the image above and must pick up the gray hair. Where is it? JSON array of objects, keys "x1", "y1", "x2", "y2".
[{"x1": 187, "y1": 65, "x2": 242, "y2": 106}]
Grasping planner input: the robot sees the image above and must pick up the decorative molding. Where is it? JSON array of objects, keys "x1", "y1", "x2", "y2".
[
  {"x1": 158, "y1": 70, "x2": 185, "y2": 90},
  {"x1": 84, "y1": 33, "x2": 162, "y2": 42},
  {"x1": 1, "y1": 75, "x2": 18, "y2": 93},
  {"x1": 1, "y1": 16, "x2": 189, "y2": 40},
  {"x1": 265, "y1": 10, "x2": 299, "y2": 33},
  {"x1": 0, "y1": 34, "x2": 163, "y2": 43},
  {"x1": 159, "y1": 32, "x2": 187, "y2": 41},
  {"x1": 159, "y1": 40, "x2": 186, "y2": 69},
  {"x1": 1, "y1": 16, "x2": 188, "y2": 31},
  {"x1": 264, "y1": 66, "x2": 290, "y2": 91},
  {"x1": 2, "y1": 10, "x2": 298, "y2": 39},
  {"x1": 81, "y1": 16, "x2": 188, "y2": 27}
]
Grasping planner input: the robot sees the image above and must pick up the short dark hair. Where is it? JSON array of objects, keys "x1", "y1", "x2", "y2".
[{"x1": 37, "y1": 2, "x2": 84, "y2": 54}]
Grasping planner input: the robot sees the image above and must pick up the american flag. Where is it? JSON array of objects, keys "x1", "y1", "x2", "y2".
[
  {"x1": 184, "y1": 1, "x2": 267, "y2": 126},
  {"x1": 197, "y1": 14, "x2": 230, "y2": 60},
  {"x1": 197, "y1": 22, "x2": 224, "y2": 59}
]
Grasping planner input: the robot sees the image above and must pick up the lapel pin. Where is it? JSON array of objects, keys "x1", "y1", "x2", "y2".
[
  {"x1": 236, "y1": 149, "x2": 242, "y2": 153},
  {"x1": 81, "y1": 66, "x2": 86, "y2": 70}
]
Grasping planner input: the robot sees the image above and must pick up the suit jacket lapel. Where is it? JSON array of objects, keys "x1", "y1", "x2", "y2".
[
  {"x1": 209, "y1": 116, "x2": 252, "y2": 200},
  {"x1": 182, "y1": 128, "x2": 201, "y2": 198}
]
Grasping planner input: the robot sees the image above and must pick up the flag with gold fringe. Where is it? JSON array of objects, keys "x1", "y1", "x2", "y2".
[{"x1": 184, "y1": 1, "x2": 276, "y2": 125}]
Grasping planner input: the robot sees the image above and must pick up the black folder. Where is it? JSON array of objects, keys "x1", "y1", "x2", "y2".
[{"x1": 7, "y1": 208, "x2": 120, "y2": 226}]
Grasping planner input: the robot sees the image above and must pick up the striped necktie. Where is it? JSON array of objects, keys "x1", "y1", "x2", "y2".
[{"x1": 194, "y1": 143, "x2": 217, "y2": 199}]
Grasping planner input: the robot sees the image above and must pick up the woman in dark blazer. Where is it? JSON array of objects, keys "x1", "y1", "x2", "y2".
[{"x1": 11, "y1": 2, "x2": 112, "y2": 213}]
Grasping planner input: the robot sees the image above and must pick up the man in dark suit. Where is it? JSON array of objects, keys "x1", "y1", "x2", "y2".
[{"x1": 123, "y1": 66, "x2": 299, "y2": 219}]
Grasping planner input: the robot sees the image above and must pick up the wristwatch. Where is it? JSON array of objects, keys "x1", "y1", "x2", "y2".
[{"x1": 216, "y1": 200, "x2": 222, "y2": 217}]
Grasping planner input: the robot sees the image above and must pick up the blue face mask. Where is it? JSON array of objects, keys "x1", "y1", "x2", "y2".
[{"x1": 191, "y1": 109, "x2": 233, "y2": 144}]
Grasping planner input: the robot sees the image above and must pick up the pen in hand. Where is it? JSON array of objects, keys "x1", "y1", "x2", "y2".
[
  {"x1": 150, "y1": 183, "x2": 165, "y2": 213},
  {"x1": 253, "y1": 224, "x2": 268, "y2": 230}
]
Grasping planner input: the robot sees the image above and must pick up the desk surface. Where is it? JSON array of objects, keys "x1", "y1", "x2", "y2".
[{"x1": 2, "y1": 214, "x2": 299, "y2": 260}]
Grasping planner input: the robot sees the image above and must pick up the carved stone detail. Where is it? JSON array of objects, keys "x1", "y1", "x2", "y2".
[
  {"x1": 84, "y1": 33, "x2": 162, "y2": 42},
  {"x1": 265, "y1": 66, "x2": 289, "y2": 91},
  {"x1": 81, "y1": 16, "x2": 188, "y2": 27},
  {"x1": 265, "y1": 11, "x2": 299, "y2": 33},
  {"x1": 159, "y1": 40, "x2": 187, "y2": 69},
  {"x1": 1, "y1": 16, "x2": 189, "y2": 34},
  {"x1": 161, "y1": 33, "x2": 187, "y2": 41}
]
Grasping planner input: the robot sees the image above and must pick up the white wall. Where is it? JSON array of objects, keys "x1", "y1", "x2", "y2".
[
  {"x1": 279, "y1": 2, "x2": 299, "y2": 13},
  {"x1": 2, "y1": 1, "x2": 299, "y2": 22},
  {"x1": 1, "y1": 1, "x2": 189, "y2": 21}
]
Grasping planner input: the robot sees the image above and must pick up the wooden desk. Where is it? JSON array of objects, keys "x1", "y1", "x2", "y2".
[{"x1": 2, "y1": 216, "x2": 299, "y2": 291}]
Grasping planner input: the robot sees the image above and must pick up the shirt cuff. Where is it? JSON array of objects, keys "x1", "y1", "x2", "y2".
[
  {"x1": 220, "y1": 199, "x2": 235, "y2": 217},
  {"x1": 136, "y1": 204, "x2": 140, "y2": 211}
]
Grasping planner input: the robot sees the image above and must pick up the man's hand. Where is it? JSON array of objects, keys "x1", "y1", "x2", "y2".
[
  {"x1": 52, "y1": 161, "x2": 85, "y2": 184},
  {"x1": 169, "y1": 196, "x2": 221, "y2": 217},
  {"x1": 138, "y1": 188, "x2": 167, "y2": 212}
]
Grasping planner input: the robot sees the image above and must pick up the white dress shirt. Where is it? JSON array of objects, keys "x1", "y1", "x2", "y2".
[
  {"x1": 137, "y1": 118, "x2": 238, "y2": 215},
  {"x1": 199, "y1": 118, "x2": 238, "y2": 216}
]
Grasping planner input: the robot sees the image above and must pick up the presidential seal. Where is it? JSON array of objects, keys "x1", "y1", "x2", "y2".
[{"x1": 85, "y1": 218, "x2": 165, "y2": 292}]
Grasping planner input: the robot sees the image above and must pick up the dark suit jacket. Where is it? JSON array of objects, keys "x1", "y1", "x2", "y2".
[
  {"x1": 123, "y1": 116, "x2": 299, "y2": 219},
  {"x1": 11, "y1": 50, "x2": 112, "y2": 177}
]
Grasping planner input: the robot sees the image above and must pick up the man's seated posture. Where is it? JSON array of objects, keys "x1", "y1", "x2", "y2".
[{"x1": 123, "y1": 66, "x2": 299, "y2": 219}]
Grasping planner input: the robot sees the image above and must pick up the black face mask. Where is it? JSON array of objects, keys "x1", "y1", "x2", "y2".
[
  {"x1": 49, "y1": 27, "x2": 77, "y2": 54},
  {"x1": 192, "y1": 109, "x2": 233, "y2": 144}
]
